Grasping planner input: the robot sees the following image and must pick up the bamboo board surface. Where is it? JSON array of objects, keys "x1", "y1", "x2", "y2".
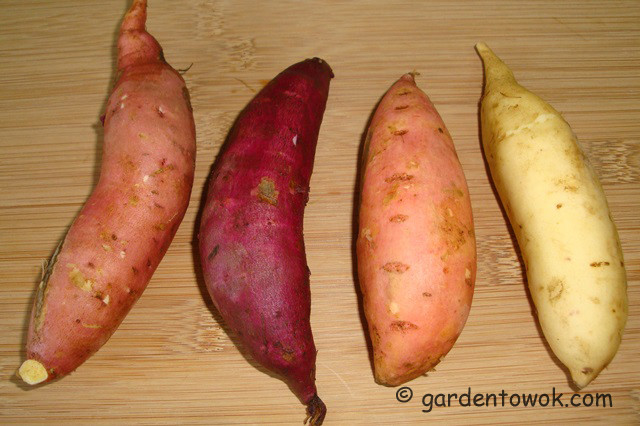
[{"x1": 1, "y1": 0, "x2": 639, "y2": 424}]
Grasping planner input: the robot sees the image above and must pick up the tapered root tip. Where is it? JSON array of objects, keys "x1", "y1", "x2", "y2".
[
  {"x1": 121, "y1": 0, "x2": 148, "y2": 32},
  {"x1": 475, "y1": 42, "x2": 490, "y2": 54},
  {"x1": 474, "y1": 42, "x2": 500, "y2": 64},
  {"x1": 570, "y1": 368, "x2": 597, "y2": 390},
  {"x1": 304, "y1": 394, "x2": 327, "y2": 425},
  {"x1": 474, "y1": 42, "x2": 517, "y2": 88},
  {"x1": 117, "y1": 0, "x2": 164, "y2": 71},
  {"x1": 306, "y1": 57, "x2": 335, "y2": 78},
  {"x1": 400, "y1": 73, "x2": 416, "y2": 84},
  {"x1": 18, "y1": 360, "x2": 48, "y2": 385}
]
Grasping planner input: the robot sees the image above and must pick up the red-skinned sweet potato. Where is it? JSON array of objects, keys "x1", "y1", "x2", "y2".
[
  {"x1": 18, "y1": 0, "x2": 196, "y2": 385},
  {"x1": 198, "y1": 58, "x2": 333, "y2": 425},
  {"x1": 357, "y1": 74, "x2": 476, "y2": 386}
]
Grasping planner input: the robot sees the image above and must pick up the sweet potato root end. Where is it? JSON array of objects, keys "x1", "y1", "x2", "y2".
[
  {"x1": 18, "y1": 359, "x2": 48, "y2": 385},
  {"x1": 304, "y1": 394, "x2": 327, "y2": 426}
]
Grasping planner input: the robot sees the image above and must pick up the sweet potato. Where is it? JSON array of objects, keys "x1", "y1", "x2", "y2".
[
  {"x1": 476, "y1": 42, "x2": 627, "y2": 388},
  {"x1": 198, "y1": 58, "x2": 332, "y2": 424},
  {"x1": 356, "y1": 74, "x2": 476, "y2": 386},
  {"x1": 18, "y1": 0, "x2": 196, "y2": 385}
]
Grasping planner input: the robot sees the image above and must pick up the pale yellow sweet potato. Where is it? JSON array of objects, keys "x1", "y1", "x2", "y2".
[
  {"x1": 476, "y1": 42, "x2": 627, "y2": 388},
  {"x1": 357, "y1": 74, "x2": 476, "y2": 386}
]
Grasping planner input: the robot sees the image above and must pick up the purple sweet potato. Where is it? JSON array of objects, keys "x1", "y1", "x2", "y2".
[
  {"x1": 18, "y1": 0, "x2": 196, "y2": 385},
  {"x1": 198, "y1": 58, "x2": 333, "y2": 424}
]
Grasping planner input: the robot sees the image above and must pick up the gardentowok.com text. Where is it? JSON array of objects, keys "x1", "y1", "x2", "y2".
[{"x1": 395, "y1": 386, "x2": 613, "y2": 412}]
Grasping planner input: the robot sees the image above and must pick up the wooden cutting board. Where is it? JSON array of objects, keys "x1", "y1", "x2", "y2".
[{"x1": 1, "y1": 0, "x2": 638, "y2": 424}]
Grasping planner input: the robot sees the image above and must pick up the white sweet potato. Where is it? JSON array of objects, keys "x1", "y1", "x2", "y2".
[{"x1": 477, "y1": 42, "x2": 627, "y2": 388}]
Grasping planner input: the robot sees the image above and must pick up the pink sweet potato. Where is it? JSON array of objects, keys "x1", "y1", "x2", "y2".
[
  {"x1": 18, "y1": 0, "x2": 196, "y2": 385},
  {"x1": 357, "y1": 74, "x2": 476, "y2": 386},
  {"x1": 198, "y1": 58, "x2": 333, "y2": 424}
]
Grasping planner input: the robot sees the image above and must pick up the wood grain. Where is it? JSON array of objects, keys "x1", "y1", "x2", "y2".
[{"x1": 1, "y1": 0, "x2": 638, "y2": 424}]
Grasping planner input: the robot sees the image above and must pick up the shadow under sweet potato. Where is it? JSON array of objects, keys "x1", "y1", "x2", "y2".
[{"x1": 350, "y1": 92, "x2": 387, "y2": 378}]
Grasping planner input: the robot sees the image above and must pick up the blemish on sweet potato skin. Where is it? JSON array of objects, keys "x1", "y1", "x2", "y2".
[
  {"x1": 547, "y1": 277, "x2": 564, "y2": 304},
  {"x1": 389, "y1": 214, "x2": 408, "y2": 223},
  {"x1": 385, "y1": 173, "x2": 414, "y2": 183},
  {"x1": 282, "y1": 351, "x2": 294, "y2": 362},
  {"x1": 406, "y1": 160, "x2": 419, "y2": 169},
  {"x1": 382, "y1": 185, "x2": 399, "y2": 206},
  {"x1": 288, "y1": 179, "x2": 307, "y2": 196},
  {"x1": 382, "y1": 262, "x2": 410, "y2": 273},
  {"x1": 153, "y1": 164, "x2": 175, "y2": 176},
  {"x1": 390, "y1": 321, "x2": 419, "y2": 332},
  {"x1": 33, "y1": 243, "x2": 62, "y2": 333},
  {"x1": 361, "y1": 228, "x2": 375, "y2": 248},
  {"x1": 67, "y1": 265, "x2": 94, "y2": 292},
  {"x1": 555, "y1": 177, "x2": 579, "y2": 192},
  {"x1": 208, "y1": 244, "x2": 220, "y2": 261},
  {"x1": 439, "y1": 211, "x2": 466, "y2": 252},
  {"x1": 256, "y1": 177, "x2": 279, "y2": 205},
  {"x1": 443, "y1": 187, "x2": 465, "y2": 198}
]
